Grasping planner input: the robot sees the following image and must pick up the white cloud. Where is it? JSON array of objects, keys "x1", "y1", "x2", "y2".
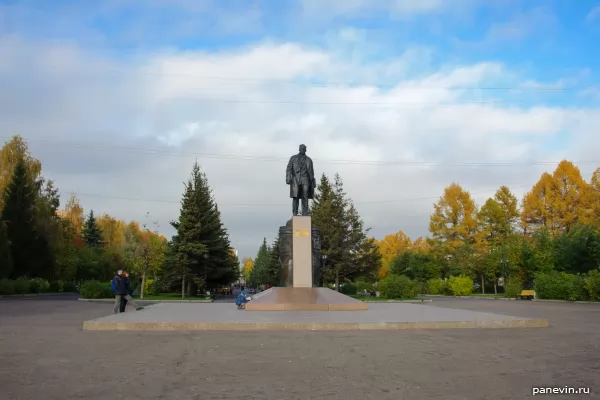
[
  {"x1": 586, "y1": 5, "x2": 600, "y2": 22},
  {"x1": 1, "y1": 35, "x2": 599, "y2": 259}
]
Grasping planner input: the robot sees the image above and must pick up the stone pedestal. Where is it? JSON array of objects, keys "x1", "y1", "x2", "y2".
[{"x1": 292, "y1": 216, "x2": 312, "y2": 288}]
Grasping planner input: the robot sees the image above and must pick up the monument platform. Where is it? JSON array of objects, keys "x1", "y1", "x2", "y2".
[
  {"x1": 244, "y1": 287, "x2": 368, "y2": 311},
  {"x1": 82, "y1": 302, "x2": 548, "y2": 331}
]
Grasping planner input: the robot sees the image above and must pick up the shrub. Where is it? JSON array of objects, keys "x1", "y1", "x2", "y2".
[
  {"x1": 0, "y1": 279, "x2": 15, "y2": 295},
  {"x1": 144, "y1": 278, "x2": 158, "y2": 296},
  {"x1": 534, "y1": 272, "x2": 583, "y2": 301},
  {"x1": 340, "y1": 282, "x2": 357, "y2": 295},
  {"x1": 584, "y1": 270, "x2": 600, "y2": 302},
  {"x1": 63, "y1": 281, "x2": 79, "y2": 293},
  {"x1": 504, "y1": 281, "x2": 522, "y2": 298},
  {"x1": 378, "y1": 275, "x2": 419, "y2": 299},
  {"x1": 13, "y1": 278, "x2": 30, "y2": 294},
  {"x1": 355, "y1": 279, "x2": 375, "y2": 293},
  {"x1": 447, "y1": 275, "x2": 473, "y2": 296},
  {"x1": 426, "y1": 278, "x2": 446, "y2": 295},
  {"x1": 29, "y1": 278, "x2": 50, "y2": 294},
  {"x1": 79, "y1": 280, "x2": 113, "y2": 299}
]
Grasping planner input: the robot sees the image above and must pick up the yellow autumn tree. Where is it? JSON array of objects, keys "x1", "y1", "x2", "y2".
[
  {"x1": 477, "y1": 185, "x2": 519, "y2": 246},
  {"x1": 242, "y1": 257, "x2": 254, "y2": 282},
  {"x1": 375, "y1": 230, "x2": 412, "y2": 277},
  {"x1": 429, "y1": 183, "x2": 479, "y2": 253},
  {"x1": 97, "y1": 214, "x2": 127, "y2": 258},
  {"x1": 412, "y1": 236, "x2": 429, "y2": 252},
  {"x1": 589, "y1": 168, "x2": 600, "y2": 225},
  {"x1": 0, "y1": 135, "x2": 42, "y2": 212},
  {"x1": 522, "y1": 161, "x2": 590, "y2": 235}
]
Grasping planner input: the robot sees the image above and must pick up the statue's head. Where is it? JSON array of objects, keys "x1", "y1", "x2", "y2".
[{"x1": 299, "y1": 144, "x2": 307, "y2": 155}]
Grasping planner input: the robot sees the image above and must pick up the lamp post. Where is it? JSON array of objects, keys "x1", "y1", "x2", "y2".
[
  {"x1": 321, "y1": 254, "x2": 328, "y2": 288},
  {"x1": 203, "y1": 253, "x2": 209, "y2": 297}
]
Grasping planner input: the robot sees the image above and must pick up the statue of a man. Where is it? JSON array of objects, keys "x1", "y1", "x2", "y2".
[{"x1": 286, "y1": 144, "x2": 316, "y2": 216}]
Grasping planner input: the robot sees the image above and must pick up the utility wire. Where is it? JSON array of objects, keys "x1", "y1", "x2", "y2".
[
  {"x1": 68, "y1": 183, "x2": 540, "y2": 206},
  {"x1": 52, "y1": 64, "x2": 585, "y2": 92},
  {"x1": 6, "y1": 137, "x2": 599, "y2": 168}
]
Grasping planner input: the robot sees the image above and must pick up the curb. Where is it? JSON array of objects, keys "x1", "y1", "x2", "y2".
[
  {"x1": 82, "y1": 318, "x2": 549, "y2": 332},
  {"x1": 78, "y1": 298, "x2": 213, "y2": 303},
  {"x1": 425, "y1": 295, "x2": 600, "y2": 304},
  {"x1": 363, "y1": 299, "x2": 432, "y2": 303},
  {"x1": 532, "y1": 299, "x2": 600, "y2": 304},
  {"x1": 0, "y1": 292, "x2": 77, "y2": 298}
]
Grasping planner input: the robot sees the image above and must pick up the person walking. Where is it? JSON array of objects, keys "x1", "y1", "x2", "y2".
[
  {"x1": 113, "y1": 270, "x2": 143, "y2": 314},
  {"x1": 119, "y1": 271, "x2": 134, "y2": 313}
]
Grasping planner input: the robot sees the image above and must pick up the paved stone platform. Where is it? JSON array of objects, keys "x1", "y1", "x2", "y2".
[
  {"x1": 82, "y1": 302, "x2": 548, "y2": 331},
  {"x1": 245, "y1": 287, "x2": 369, "y2": 311}
]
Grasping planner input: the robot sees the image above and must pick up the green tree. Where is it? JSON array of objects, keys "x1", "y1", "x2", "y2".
[
  {"x1": 250, "y1": 238, "x2": 270, "y2": 284},
  {"x1": 166, "y1": 180, "x2": 208, "y2": 298},
  {"x1": 311, "y1": 173, "x2": 381, "y2": 289},
  {"x1": 265, "y1": 233, "x2": 281, "y2": 286},
  {"x1": 0, "y1": 221, "x2": 13, "y2": 278},
  {"x1": 82, "y1": 210, "x2": 103, "y2": 248},
  {"x1": 188, "y1": 162, "x2": 237, "y2": 288},
  {"x1": 1, "y1": 159, "x2": 52, "y2": 278}
]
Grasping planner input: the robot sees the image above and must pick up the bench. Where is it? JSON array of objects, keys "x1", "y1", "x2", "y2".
[{"x1": 517, "y1": 290, "x2": 535, "y2": 300}]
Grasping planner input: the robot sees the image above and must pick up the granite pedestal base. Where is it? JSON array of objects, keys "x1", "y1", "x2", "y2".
[{"x1": 244, "y1": 287, "x2": 368, "y2": 311}]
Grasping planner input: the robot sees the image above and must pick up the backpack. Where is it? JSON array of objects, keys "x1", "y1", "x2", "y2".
[{"x1": 110, "y1": 279, "x2": 116, "y2": 292}]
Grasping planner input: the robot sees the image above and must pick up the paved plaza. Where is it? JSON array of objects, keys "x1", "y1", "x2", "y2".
[
  {"x1": 1, "y1": 296, "x2": 598, "y2": 399},
  {"x1": 83, "y1": 301, "x2": 547, "y2": 331}
]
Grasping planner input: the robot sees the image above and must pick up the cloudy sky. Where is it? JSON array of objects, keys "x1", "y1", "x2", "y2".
[{"x1": 1, "y1": 0, "x2": 600, "y2": 260}]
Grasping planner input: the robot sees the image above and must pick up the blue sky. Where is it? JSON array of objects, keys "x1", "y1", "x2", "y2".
[
  {"x1": 1, "y1": 0, "x2": 600, "y2": 257},
  {"x1": 3, "y1": 0, "x2": 600, "y2": 104}
]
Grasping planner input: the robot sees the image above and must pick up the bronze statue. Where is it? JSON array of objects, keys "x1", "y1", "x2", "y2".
[{"x1": 286, "y1": 144, "x2": 316, "y2": 216}]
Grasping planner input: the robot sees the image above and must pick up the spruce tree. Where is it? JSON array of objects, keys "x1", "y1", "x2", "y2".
[
  {"x1": 0, "y1": 221, "x2": 13, "y2": 278},
  {"x1": 82, "y1": 210, "x2": 103, "y2": 247},
  {"x1": 189, "y1": 162, "x2": 237, "y2": 286},
  {"x1": 266, "y1": 233, "x2": 281, "y2": 286},
  {"x1": 310, "y1": 172, "x2": 381, "y2": 289},
  {"x1": 250, "y1": 238, "x2": 270, "y2": 285},
  {"x1": 167, "y1": 181, "x2": 208, "y2": 297},
  {"x1": 1, "y1": 159, "x2": 50, "y2": 278}
]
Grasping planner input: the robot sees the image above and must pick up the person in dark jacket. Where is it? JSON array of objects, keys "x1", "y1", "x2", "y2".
[
  {"x1": 119, "y1": 271, "x2": 133, "y2": 312},
  {"x1": 112, "y1": 270, "x2": 143, "y2": 314}
]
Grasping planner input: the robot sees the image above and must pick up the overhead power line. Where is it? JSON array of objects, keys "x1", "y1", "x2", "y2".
[
  {"x1": 54, "y1": 64, "x2": 585, "y2": 92},
  {"x1": 5, "y1": 137, "x2": 599, "y2": 168},
  {"x1": 69, "y1": 183, "x2": 539, "y2": 206}
]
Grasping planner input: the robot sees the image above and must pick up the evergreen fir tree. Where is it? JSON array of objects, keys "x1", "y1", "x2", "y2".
[
  {"x1": 82, "y1": 210, "x2": 103, "y2": 247},
  {"x1": 0, "y1": 221, "x2": 13, "y2": 278},
  {"x1": 310, "y1": 172, "x2": 381, "y2": 289},
  {"x1": 189, "y1": 162, "x2": 237, "y2": 286},
  {"x1": 167, "y1": 181, "x2": 208, "y2": 297},
  {"x1": 1, "y1": 159, "x2": 50, "y2": 278},
  {"x1": 265, "y1": 233, "x2": 281, "y2": 286},
  {"x1": 249, "y1": 238, "x2": 270, "y2": 284}
]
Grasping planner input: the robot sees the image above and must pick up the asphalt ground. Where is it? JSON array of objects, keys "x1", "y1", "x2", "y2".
[{"x1": 1, "y1": 296, "x2": 598, "y2": 400}]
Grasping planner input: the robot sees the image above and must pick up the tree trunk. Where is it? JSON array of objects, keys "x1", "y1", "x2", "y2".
[
  {"x1": 186, "y1": 281, "x2": 198, "y2": 297},
  {"x1": 140, "y1": 270, "x2": 146, "y2": 299},
  {"x1": 493, "y1": 277, "x2": 498, "y2": 295},
  {"x1": 480, "y1": 274, "x2": 485, "y2": 294},
  {"x1": 181, "y1": 274, "x2": 186, "y2": 299},
  {"x1": 335, "y1": 270, "x2": 339, "y2": 292}
]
